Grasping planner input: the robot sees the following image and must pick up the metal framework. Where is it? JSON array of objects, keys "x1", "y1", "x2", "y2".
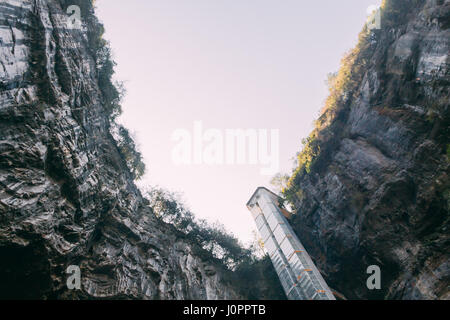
[{"x1": 247, "y1": 187, "x2": 335, "y2": 300}]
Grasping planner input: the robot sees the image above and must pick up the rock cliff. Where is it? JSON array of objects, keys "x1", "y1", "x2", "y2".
[{"x1": 285, "y1": 0, "x2": 449, "y2": 300}]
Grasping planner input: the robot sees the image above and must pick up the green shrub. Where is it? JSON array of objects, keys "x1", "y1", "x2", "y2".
[
  {"x1": 232, "y1": 255, "x2": 287, "y2": 299},
  {"x1": 95, "y1": 42, "x2": 124, "y2": 120},
  {"x1": 87, "y1": 9, "x2": 145, "y2": 180},
  {"x1": 146, "y1": 188, "x2": 254, "y2": 268}
]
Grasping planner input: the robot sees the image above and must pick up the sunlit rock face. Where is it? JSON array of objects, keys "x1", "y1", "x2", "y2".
[
  {"x1": 288, "y1": 0, "x2": 449, "y2": 300},
  {"x1": 0, "y1": 0, "x2": 241, "y2": 299}
]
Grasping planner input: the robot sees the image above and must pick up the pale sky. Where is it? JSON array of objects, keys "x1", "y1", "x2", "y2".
[{"x1": 95, "y1": 0, "x2": 382, "y2": 245}]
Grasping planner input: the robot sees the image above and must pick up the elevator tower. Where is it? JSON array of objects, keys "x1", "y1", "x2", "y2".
[{"x1": 247, "y1": 187, "x2": 335, "y2": 300}]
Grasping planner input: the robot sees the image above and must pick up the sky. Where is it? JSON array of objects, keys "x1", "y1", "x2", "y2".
[{"x1": 95, "y1": 0, "x2": 382, "y2": 245}]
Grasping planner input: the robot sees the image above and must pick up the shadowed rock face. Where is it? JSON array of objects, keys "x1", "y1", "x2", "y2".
[
  {"x1": 288, "y1": 0, "x2": 449, "y2": 300},
  {"x1": 0, "y1": 0, "x2": 241, "y2": 299}
]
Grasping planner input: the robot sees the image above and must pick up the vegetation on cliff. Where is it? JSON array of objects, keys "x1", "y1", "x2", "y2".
[
  {"x1": 277, "y1": 0, "x2": 448, "y2": 299},
  {"x1": 146, "y1": 188, "x2": 286, "y2": 299},
  {"x1": 282, "y1": 0, "x2": 431, "y2": 206}
]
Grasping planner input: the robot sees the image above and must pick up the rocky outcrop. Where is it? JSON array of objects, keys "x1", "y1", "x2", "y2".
[
  {"x1": 0, "y1": 0, "x2": 241, "y2": 299},
  {"x1": 1, "y1": 0, "x2": 448, "y2": 301},
  {"x1": 287, "y1": 0, "x2": 449, "y2": 299}
]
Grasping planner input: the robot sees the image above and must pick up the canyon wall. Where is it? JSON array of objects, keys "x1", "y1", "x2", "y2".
[
  {"x1": 0, "y1": 0, "x2": 244, "y2": 299},
  {"x1": 286, "y1": 0, "x2": 449, "y2": 299}
]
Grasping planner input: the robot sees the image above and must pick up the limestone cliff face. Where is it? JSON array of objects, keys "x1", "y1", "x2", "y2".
[
  {"x1": 0, "y1": 0, "x2": 241, "y2": 299},
  {"x1": 287, "y1": 0, "x2": 449, "y2": 300}
]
